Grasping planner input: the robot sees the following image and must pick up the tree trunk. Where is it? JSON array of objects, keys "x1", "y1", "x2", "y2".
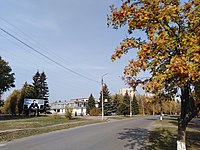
[
  {"x1": 160, "y1": 107, "x2": 163, "y2": 120},
  {"x1": 177, "y1": 83, "x2": 190, "y2": 150},
  {"x1": 142, "y1": 98, "x2": 145, "y2": 116},
  {"x1": 160, "y1": 101, "x2": 163, "y2": 121},
  {"x1": 153, "y1": 104, "x2": 155, "y2": 116},
  {"x1": 177, "y1": 120, "x2": 186, "y2": 150}
]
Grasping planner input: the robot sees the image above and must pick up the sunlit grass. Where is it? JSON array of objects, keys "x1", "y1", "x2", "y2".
[
  {"x1": 0, "y1": 115, "x2": 103, "y2": 141},
  {"x1": 0, "y1": 116, "x2": 83, "y2": 130},
  {"x1": 147, "y1": 117, "x2": 200, "y2": 150}
]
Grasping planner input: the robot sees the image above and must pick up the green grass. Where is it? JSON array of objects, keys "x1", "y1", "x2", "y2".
[
  {"x1": 147, "y1": 117, "x2": 200, "y2": 150},
  {"x1": 0, "y1": 115, "x2": 103, "y2": 141},
  {"x1": 0, "y1": 116, "x2": 83, "y2": 130},
  {"x1": 107, "y1": 115, "x2": 149, "y2": 120}
]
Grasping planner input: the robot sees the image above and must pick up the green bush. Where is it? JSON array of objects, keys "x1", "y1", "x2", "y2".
[{"x1": 89, "y1": 108, "x2": 100, "y2": 116}]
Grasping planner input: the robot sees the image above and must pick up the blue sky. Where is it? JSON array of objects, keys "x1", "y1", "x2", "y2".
[{"x1": 0, "y1": 0, "x2": 147, "y2": 101}]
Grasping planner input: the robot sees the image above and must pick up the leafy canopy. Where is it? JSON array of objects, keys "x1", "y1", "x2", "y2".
[{"x1": 108, "y1": 0, "x2": 200, "y2": 94}]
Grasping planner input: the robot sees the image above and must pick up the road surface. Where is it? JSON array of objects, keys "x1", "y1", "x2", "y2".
[{"x1": 3, "y1": 116, "x2": 157, "y2": 150}]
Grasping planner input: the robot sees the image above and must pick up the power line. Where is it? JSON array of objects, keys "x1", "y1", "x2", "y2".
[
  {"x1": 0, "y1": 27, "x2": 100, "y2": 84},
  {"x1": 0, "y1": 17, "x2": 100, "y2": 81},
  {"x1": 0, "y1": 17, "x2": 71, "y2": 65}
]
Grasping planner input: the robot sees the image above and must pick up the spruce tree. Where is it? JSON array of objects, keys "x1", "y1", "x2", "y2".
[
  {"x1": 111, "y1": 94, "x2": 120, "y2": 114},
  {"x1": 132, "y1": 94, "x2": 139, "y2": 115},
  {"x1": 122, "y1": 92, "x2": 130, "y2": 115},
  {"x1": 99, "y1": 84, "x2": 111, "y2": 115},
  {"x1": 118, "y1": 103, "x2": 127, "y2": 116},
  {"x1": 40, "y1": 72, "x2": 49, "y2": 100},
  {"x1": 87, "y1": 94, "x2": 95, "y2": 114},
  {"x1": 33, "y1": 71, "x2": 41, "y2": 98},
  {"x1": 32, "y1": 71, "x2": 49, "y2": 100}
]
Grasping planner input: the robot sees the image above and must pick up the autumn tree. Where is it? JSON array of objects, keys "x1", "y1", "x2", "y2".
[
  {"x1": 108, "y1": 0, "x2": 200, "y2": 149},
  {"x1": 193, "y1": 80, "x2": 200, "y2": 104},
  {"x1": 3, "y1": 90, "x2": 21, "y2": 115},
  {"x1": 17, "y1": 83, "x2": 33, "y2": 115},
  {"x1": 0, "y1": 57, "x2": 15, "y2": 97},
  {"x1": 137, "y1": 95, "x2": 146, "y2": 115},
  {"x1": 22, "y1": 82, "x2": 35, "y2": 99}
]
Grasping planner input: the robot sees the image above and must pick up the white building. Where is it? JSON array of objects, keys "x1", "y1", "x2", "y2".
[
  {"x1": 49, "y1": 98, "x2": 99, "y2": 116},
  {"x1": 119, "y1": 87, "x2": 138, "y2": 97},
  {"x1": 49, "y1": 101, "x2": 67, "y2": 114}
]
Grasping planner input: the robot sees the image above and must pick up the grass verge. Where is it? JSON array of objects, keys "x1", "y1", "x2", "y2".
[
  {"x1": 0, "y1": 116, "x2": 84, "y2": 130},
  {"x1": 0, "y1": 115, "x2": 102, "y2": 142},
  {"x1": 107, "y1": 115, "x2": 149, "y2": 120},
  {"x1": 147, "y1": 117, "x2": 200, "y2": 150}
]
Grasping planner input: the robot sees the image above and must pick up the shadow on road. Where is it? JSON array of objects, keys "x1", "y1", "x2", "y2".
[{"x1": 118, "y1": 128, "x2": 149, "y2": 150}]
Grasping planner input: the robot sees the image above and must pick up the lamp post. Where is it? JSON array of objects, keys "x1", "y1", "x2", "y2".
[{"x1": 101, "y1": 73, "x2": 108, "y2": 120}]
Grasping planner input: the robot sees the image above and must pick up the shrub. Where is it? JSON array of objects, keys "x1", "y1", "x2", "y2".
[
  {"x1": 48, "y1": 113, "x2": 62, "y2": 119},
  {"x1": 89, "y1": 108, "x2": 100, "y2": 116},
  {"x1": 65, "y1": 107, "x2": 73, "y2": 119}
]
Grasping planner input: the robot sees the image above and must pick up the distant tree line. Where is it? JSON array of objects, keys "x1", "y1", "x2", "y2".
[
  {"x1": 110, "y1": 92, "x2": 180, "y2": 116},
  {"x1": 88, "y1": 84, "x2": 181, "y2": 116}
]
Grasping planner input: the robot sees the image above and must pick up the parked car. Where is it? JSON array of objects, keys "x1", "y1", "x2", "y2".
[
  {"x1": 105, "y1": 111, "x2": 112, "y2": 116},
  {"x1": 45, "y1": 110, "x2": 56, "y2": 114}
]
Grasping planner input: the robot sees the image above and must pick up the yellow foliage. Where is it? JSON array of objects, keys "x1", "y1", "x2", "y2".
[{"x1": 108, "y1": 0, "x2": 200, "y2": 92}]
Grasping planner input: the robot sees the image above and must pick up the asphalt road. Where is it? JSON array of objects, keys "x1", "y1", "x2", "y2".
[{"x1": 3, "y1": 116, "x2": 157, "y2": 150}]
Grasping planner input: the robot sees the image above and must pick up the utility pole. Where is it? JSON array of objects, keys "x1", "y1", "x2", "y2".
[{"x1": 101, "y1": 73, "x2": 108, "y2": 120}]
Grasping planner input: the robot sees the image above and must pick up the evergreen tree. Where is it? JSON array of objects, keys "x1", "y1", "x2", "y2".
[
  {"x1": 32, "y1": 71, "x2": 49, "y2": 100},
  {"x1": 111, "y1": 94, "x2": 120, "y2": 114},
  {"x1": 132, "y1": 94, "x2": 139, "y2": 115},
  {"x1": 118, "y1": 103, "x2": 127, "y2": 116},
  {"x1": 0, "y1": 56, "x2": 15, "y2": 97},
  {"x1": 40, "y1": 72, "x2": 49, "y2": 100},
  {"x1": 87, "y1": 94, "x2": 95, "y2": 115},
  {"x1": 99, "y1": 84, "x2": 111, "y2": 115},
  {"x1": 122, "y1": 92, "x2": 130, "y2": 115},
  {"x1": 33, "y1": 71, "x2": 40, "y2": 98}
]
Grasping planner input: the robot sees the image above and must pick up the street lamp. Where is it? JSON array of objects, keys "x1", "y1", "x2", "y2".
[{"x1": 101, "y1": 73, "x2": 108, "y2": 120}]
